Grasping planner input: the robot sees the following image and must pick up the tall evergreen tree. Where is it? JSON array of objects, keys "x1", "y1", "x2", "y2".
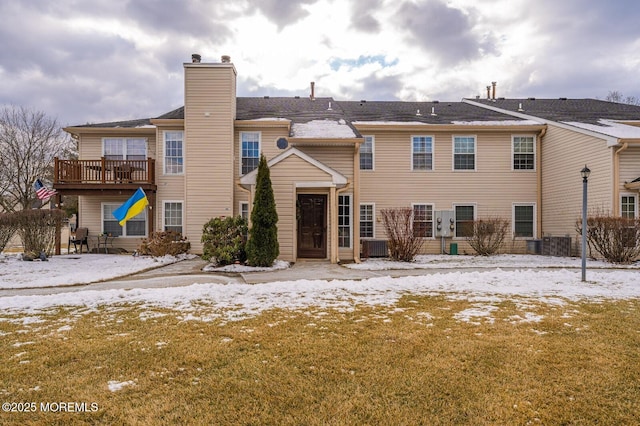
[{"x1": 246, "y1": 154, "x2": 279, "y2": 266}]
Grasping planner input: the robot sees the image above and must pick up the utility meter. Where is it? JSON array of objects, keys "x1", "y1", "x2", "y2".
[{"x1": 435, "y1": 210, "x2": 455, "y2": 237}]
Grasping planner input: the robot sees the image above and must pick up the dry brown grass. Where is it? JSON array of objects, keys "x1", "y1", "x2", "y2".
[{"x1": 1, "y1": 296, "x2": 639, "y2": 425}]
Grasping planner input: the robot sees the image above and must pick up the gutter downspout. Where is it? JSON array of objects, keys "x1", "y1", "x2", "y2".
[
  {"x1": 537, "y1": 126, "x2": 547, "y2": 238},
  {"x1": 613, "y1": 142, "x2": 628, "y2": 216}
]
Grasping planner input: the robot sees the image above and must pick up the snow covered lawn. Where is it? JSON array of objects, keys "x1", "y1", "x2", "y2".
[
  {"x1": 0, "y1": 253, "x2": 192, "y2": 289},
  {"x1": 0, "y1": 253, "x2": 638, "y2": 318}
]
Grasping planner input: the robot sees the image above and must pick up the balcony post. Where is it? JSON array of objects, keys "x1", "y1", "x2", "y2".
[{"x1": 54, "y1": 157, "x2": 59, "y2": 184}]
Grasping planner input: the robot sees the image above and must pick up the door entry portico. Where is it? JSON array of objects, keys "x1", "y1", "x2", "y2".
[{"x1": 297, "y1": 194, "x2": 327, "y2": 258}]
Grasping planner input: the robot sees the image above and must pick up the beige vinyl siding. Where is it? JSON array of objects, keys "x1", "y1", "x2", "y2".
[
  {"x1": 619, "y1": 146, "x2": 640, "y2": 188},
  {"x1": 79, "y1": 196, "x2": 147, "y2": 253},
  {"x1": 183, "y1": 64, "x2": 236, "y2": 253},
  {"x1": 357, "y1": 129, "x2": 539, "y2": 254},
  {"x1": 154, "y1": 126, "x2": 185, "y2": 232},
  {"x1": 297, "y1": 146, "x2": 355, "y2": 178},
  {"x1": 78, "y1": 133, "x2": 156, "y2": 159},
  {"x1": 77, "y1": 131, "x2": 156, "y2": 240},
  {"x1": 233, "y1": 126, "x2": 290, "y2": 214},
  {"x1": 540, "y1": 124, "x2": 613, "y2": 238},
  {"x1": 269, "y1": 155, "x2": 333, "y2": 261},
  {"x1": 78, "y1": 134, "x2": 102, "y2": 158}
]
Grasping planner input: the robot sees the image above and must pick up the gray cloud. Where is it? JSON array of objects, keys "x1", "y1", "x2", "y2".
[
  {"x1": 124, "y1": 0, "x2": 232, "y2": 40},
  {"x1": 350, "y1": 0, "x2": 383, "y2": 33},
  {"x1": 393, "y1": 0, "x2": 498, "y2": 66},
  {"x1": 338, "y1": 73, "x2": 404, "y2": 101},
  {"x1": 501, "y1": 0, "x2": 640, "y2": 99},
  {"x1": 246, "y1": 0, "x2": 319, "y2": 30}
]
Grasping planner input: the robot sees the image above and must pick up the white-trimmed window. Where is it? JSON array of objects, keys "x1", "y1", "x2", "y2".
[
  {"x1": 360, "y1": 135, "x2": 375, "y2": 170},
  {"x1": 513, "y1": 204, "x2": 535, "y2": 238},
  {"x1": 454, "y1": 205, "x2": 475, "y2": 238},
  {"x1": 412, "y1": 135, "x2": 433, "y2": 170},
  {"x1": 240, "y1": 202, "x2": 250, "y2": 222},
  {"x1": 103, "y1": 138, "x2": 146, "y2": 161},
  {"x1": 241, "y1": 132, "x2": 261, "y2": 175},
  {"x1": 338, "y1": 195, "x2": 351, "y2": 248},
  {"x1": 513, "y1": 135, "x2": 535, "y2": 170},
  {"x1": 360, "y1": 204, "x2": 375, "y2": 238},
  {"x1": 164, "y1": 131, "x2": 184, "y2": 174},
  {"x1": 163, "y1": 201, "x2": 183, "y2": 234},
  {"x1": 453, "y1": 136, "x2": 475, "y2": 170},
  {"x1": 102, "y1": 203, "x2": 147, "y2": 237},
  {"x1": 621, "y1": 194, "x2": 637, "y2": 219},
  {"x1": 412, "y1": 204, "x2": 434, "y2": 238}
]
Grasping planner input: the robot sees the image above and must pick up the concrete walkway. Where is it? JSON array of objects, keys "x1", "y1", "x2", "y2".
[{"x1": 2, "y1": 256, "x2": 634, "y2": 298}]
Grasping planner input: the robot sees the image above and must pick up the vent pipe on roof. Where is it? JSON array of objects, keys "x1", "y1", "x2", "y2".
[
  {"x1": 192, "y1": 53, "x2": 201, "y2": 63},
  {"x1": 310, "y1": 82, "x2": 315, "y2": 100},
  {"x1": 221, "y1": 55, "x2": 231, "y2": 63},
  {"x1": 492, "y1": 81, "x2": 497, "y2": 100},
  {"x1": 486, "y1": 86, "x2": 491, "y2": 99}
]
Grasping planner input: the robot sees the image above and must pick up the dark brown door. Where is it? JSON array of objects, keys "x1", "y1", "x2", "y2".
[{"x1": 297, "y1": 194, "x2": 327, "y2": 258}]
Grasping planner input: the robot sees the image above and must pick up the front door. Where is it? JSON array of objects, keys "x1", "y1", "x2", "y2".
[{"x1": 297, "y1": 194, "x2": 327, "y2": 258}]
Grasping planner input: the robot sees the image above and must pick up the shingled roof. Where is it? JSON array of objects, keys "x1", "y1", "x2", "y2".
[
  {"x1": 71, "y1": 117, "x2": 153, "y2": 128},
  {"x1": 467, "y1": 98, "x2": 640, "y2": 124},
  {"x1": 75, "y1": 97, "x2": 640, "y2": 131},
  {"x1": 339, "y1": 100, "x2": 529, "y2": 124}
]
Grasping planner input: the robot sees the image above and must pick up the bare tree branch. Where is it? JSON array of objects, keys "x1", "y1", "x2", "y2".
[{"x1": 0, "y1": 105, "x2": 76, "y2": 211}]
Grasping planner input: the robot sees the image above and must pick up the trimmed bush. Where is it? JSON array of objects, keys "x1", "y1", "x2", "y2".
[
  {"x1": 15, "y1": 209, "x2": 66, "y2": 255},
  {"x1": 0, "y1": 212, "x2": 18, "y2": 252},
  {"x1": 577, "y1": 215, "x2": 640, "y2": 264},
  {"x1": 246, "y1": 155, "x2": 279, "y2": 267},
  {"x1": 139, "y1": 231, "x2": 190, "y2": 257},
  {"x1": 201, "y1": 216, "x2": 248, "y2": 266},
  {"x1": 467, "y1": 217, "x2": 510, "y2": 256},
  {"x1": 380, "y1": 207, "x2": 422, "y2": 262}
]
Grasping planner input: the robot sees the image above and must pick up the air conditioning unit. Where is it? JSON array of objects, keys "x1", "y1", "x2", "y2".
[{"x1": 361, "y1": 239, "x2": 389, "y2": 258}]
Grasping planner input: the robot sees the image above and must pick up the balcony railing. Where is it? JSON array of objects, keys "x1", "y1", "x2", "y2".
[{"x1": 54, "y1": 157, "x2": 156, "y2": 185}]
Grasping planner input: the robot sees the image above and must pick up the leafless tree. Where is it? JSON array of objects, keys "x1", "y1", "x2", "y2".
[
  {"x1": 605, "y1": 90, "x2": 640, "y2": 106},
  {"x1": 0, "y1": 105, "x2": 75, "y2": 212}
]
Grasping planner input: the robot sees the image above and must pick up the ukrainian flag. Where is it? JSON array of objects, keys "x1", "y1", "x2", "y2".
[{"x1": 112, "y1": 188, "x2": 149, "y2": 226}]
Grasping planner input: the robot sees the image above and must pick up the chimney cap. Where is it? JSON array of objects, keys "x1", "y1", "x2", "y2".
[
  {"x1": 192, "y1": 53, "x2": 201, "y2": 63},
  {"x1": 221, "y1": 55, "x2": 231, "y2": 63}
]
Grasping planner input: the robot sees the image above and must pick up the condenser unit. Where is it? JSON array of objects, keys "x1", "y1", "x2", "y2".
[{"x1": 361, "y1": 239, "x2": 389, "y2": 258}]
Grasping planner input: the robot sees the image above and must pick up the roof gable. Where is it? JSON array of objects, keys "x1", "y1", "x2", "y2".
[{"x1": 239, "y1": 148, "x2": 347, "y2": 187}]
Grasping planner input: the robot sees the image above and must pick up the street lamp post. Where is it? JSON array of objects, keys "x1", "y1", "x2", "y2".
[{"x1": 581, "y1": 165, "x2": 591, "y2": 282}]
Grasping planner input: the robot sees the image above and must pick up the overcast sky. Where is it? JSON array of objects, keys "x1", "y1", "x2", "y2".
[{"x1": 1, "y1": 0, "x2": 639, "y2": 126}]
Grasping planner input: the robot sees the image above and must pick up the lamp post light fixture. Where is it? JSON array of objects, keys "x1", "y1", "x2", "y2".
[{"x1": 581, "y1": 165, "x2": 591, "y2": 282}]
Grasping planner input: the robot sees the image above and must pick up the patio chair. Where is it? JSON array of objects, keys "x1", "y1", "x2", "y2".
[{"x1": 69, "y1": 227, "x2": 89, "y2": 254}]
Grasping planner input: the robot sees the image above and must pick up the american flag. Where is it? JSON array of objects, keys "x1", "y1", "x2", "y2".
[{"x1": 33, "y1": 179, "x2": 57, "y2": 201}]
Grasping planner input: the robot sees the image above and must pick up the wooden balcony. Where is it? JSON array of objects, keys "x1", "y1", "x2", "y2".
[{"x1": 53, "y1": 157, "x2": 157, "y2": 195}]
